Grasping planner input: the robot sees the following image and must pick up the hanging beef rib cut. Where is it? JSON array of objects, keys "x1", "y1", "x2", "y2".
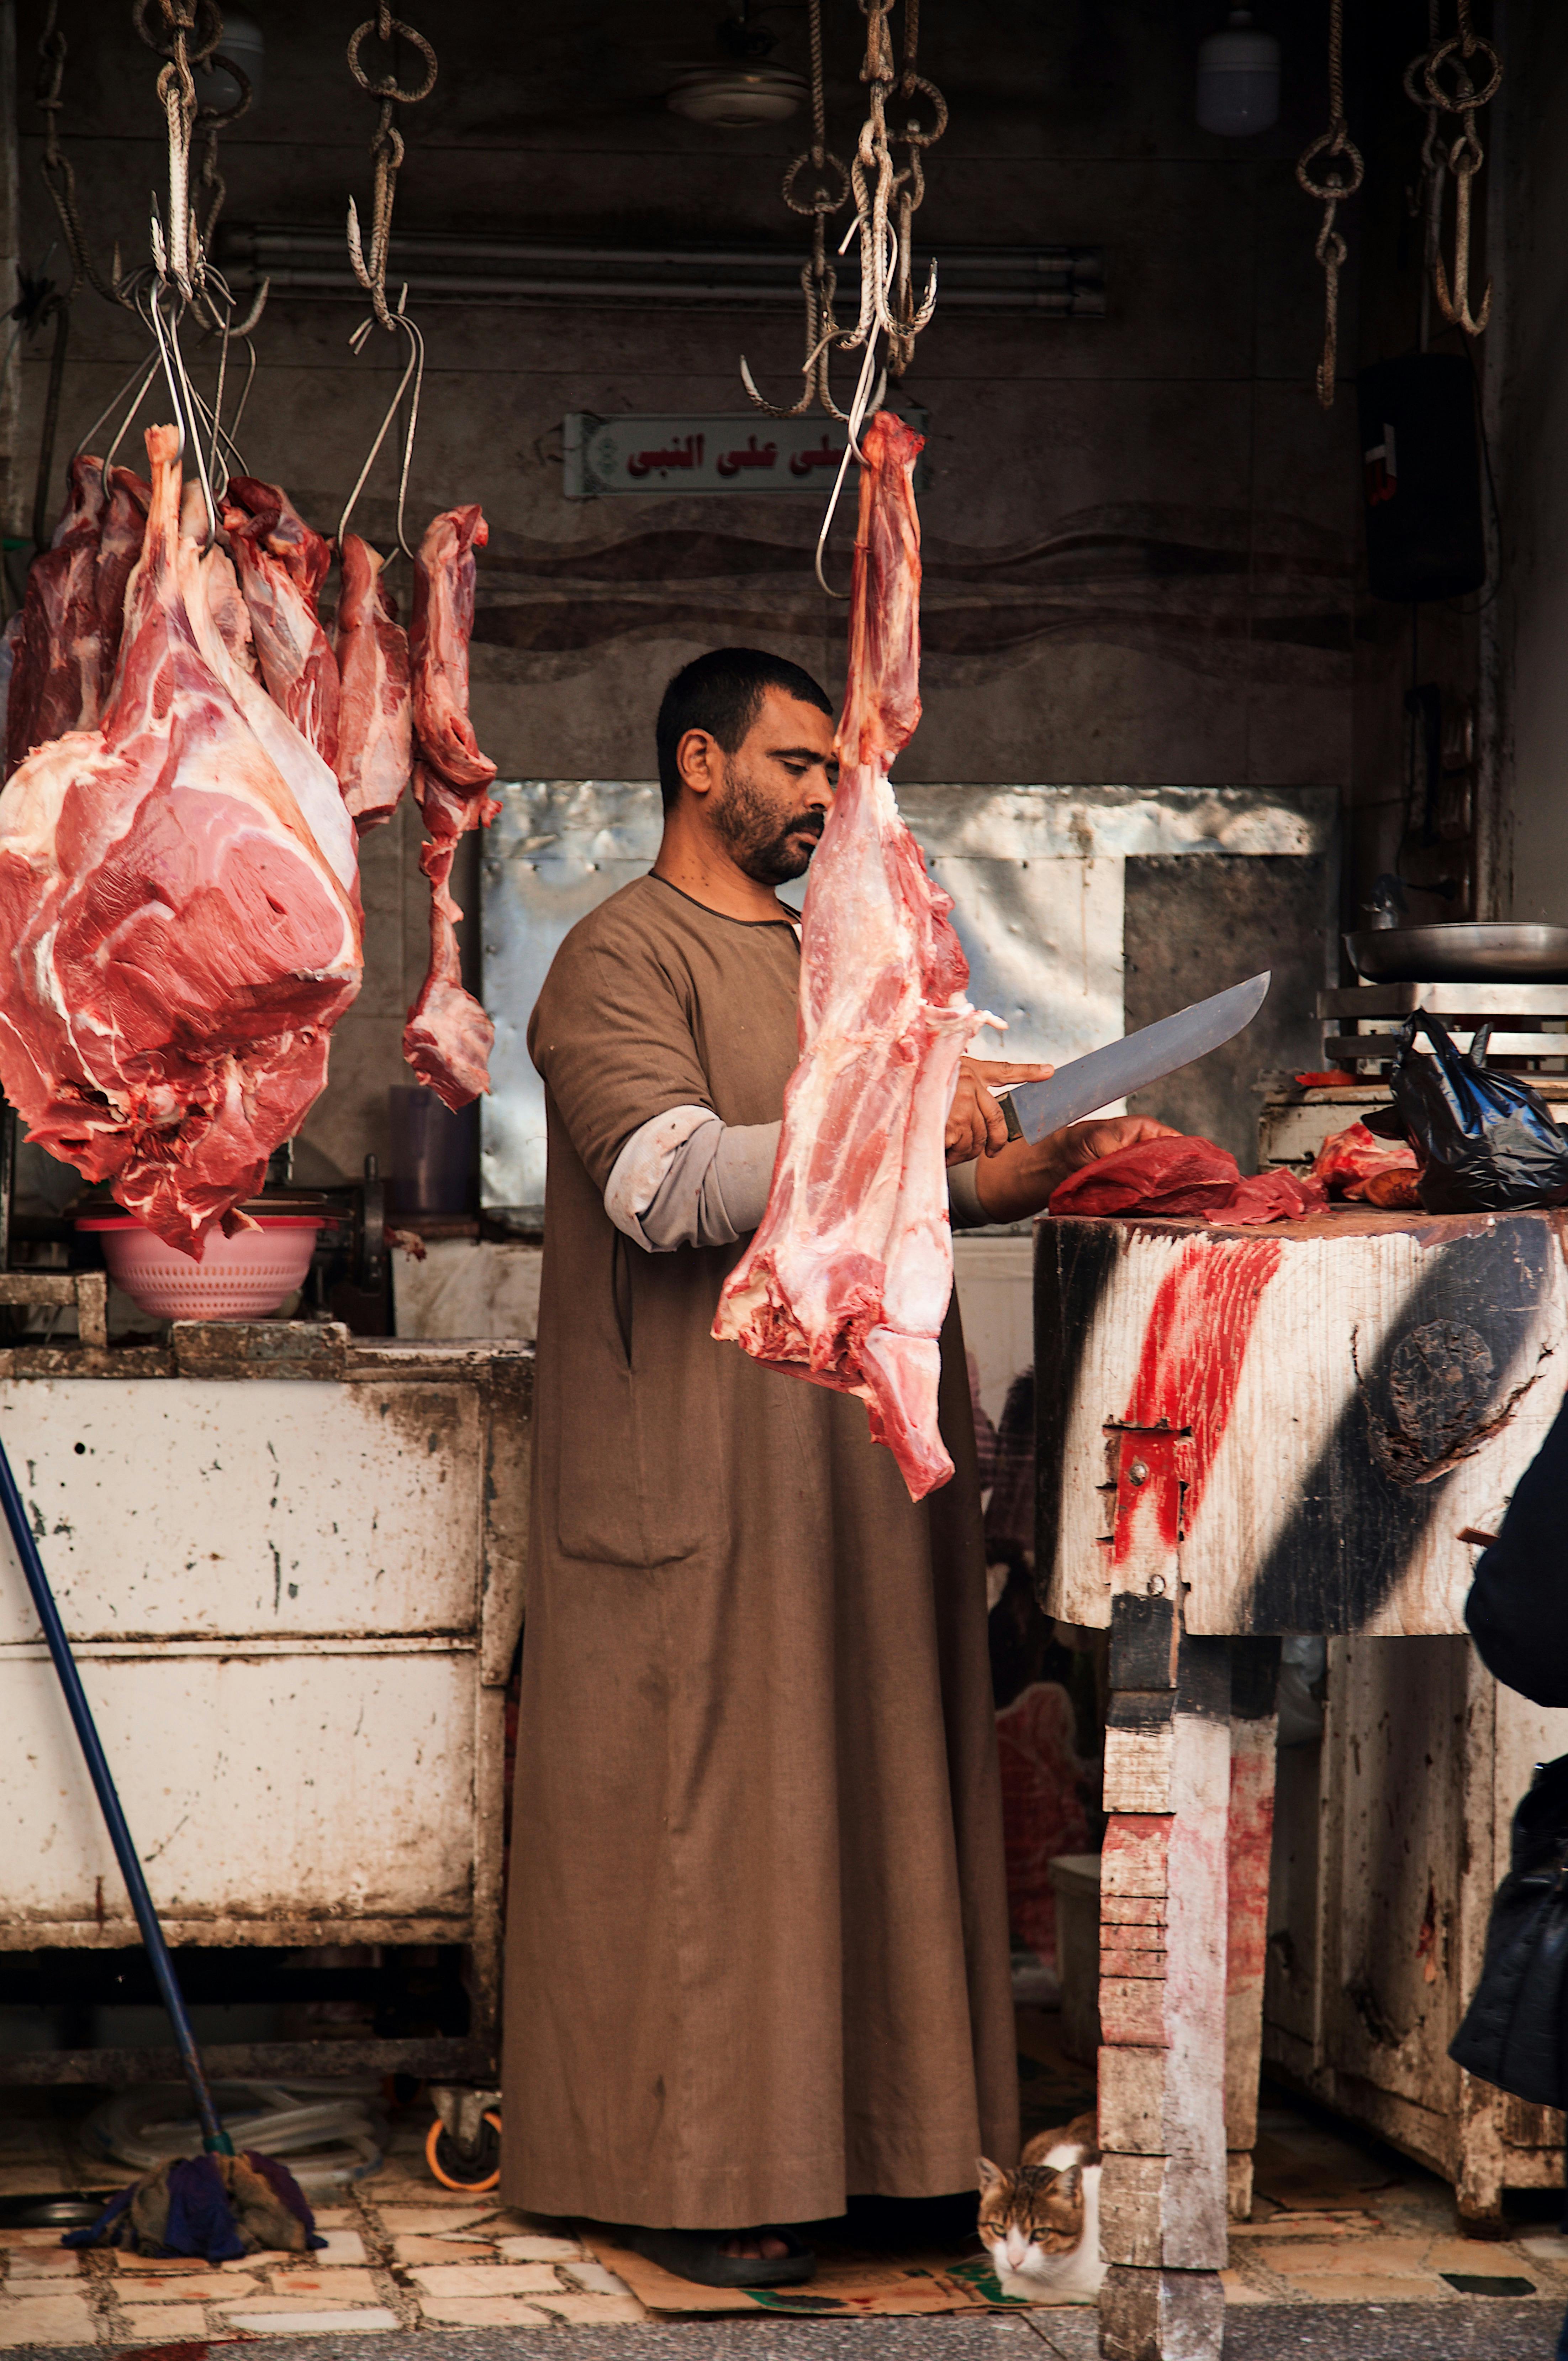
[
  {"x1": 0, "y1": 425, "x2": 362, "y2": 1256},
  {"x1": 335, "y1": 533, "x2": 412, "y2": 831},
  {"x1": 712, "y1": 410, "x2": 977, "y2": 1501},
  {"x1": 403, "y1": 506, "x2": 497, "y2": 1108}
]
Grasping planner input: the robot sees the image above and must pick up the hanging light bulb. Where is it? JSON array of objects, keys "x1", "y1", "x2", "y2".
[
  {"x1": 204, "y1": 10, "x2": 265, "y2": 116},
  {"x1": 1196, "y1": 8, "x2": 1280, "y2": 137}
]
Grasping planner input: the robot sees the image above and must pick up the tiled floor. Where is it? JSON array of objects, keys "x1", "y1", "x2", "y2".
[
  {"x1": 0, "y1": 2056, "x2": 1563, "y2": 2342},
  {"x1": 0, "y1": 2096, "x2": 648, "y2": 2344},
  {"x1": 0, "y1": 2189, "x2": 645, "y2": 2344}
]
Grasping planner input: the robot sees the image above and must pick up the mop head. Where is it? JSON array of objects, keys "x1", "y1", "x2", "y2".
[{"x1": 63, "y1": 2149, "x2": 327, "y2": 2263}]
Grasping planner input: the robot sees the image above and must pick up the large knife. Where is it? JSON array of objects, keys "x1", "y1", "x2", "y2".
[{"x1": 999, "y1": 971, "x2": 1271, "y2": 1145}]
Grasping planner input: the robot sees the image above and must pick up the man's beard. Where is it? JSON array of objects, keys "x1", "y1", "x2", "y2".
[{"x1": 712, "y1": 758, "x2": 824, "y2": 885}]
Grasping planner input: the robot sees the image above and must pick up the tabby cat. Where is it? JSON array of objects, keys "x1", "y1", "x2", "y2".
[{"x1": 976, "y1": 2111, "x2": 1104, "y2": 2302}]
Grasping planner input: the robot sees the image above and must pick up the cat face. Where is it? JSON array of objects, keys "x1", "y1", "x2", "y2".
[{"x1": 976, "y1": 2156, "x2": 1085, "y2": 2276}]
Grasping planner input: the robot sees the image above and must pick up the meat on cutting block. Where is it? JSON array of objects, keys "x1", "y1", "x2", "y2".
[
  {"x1": 1311, "y1": 1119, "x2": 1419, "y2": 1199},
  {"x1": 401, "y1": 507, "x2": 499, "y2": 1108},
  {"x1": 410, "y1": 504, "x2": 498, "y2": 799},
  {"x1": 713, "y1": 411, "x2": 976, "y2": 1502},
  {"x1": 223, "y1": 474, "x2": 341, "y2": 766},
  {"x1": 0, "y1": 424, "x2": 362, "y2": 1256},
  {"x1": 6, "y1": 458, "x2": 108, "y2": 775},
  {"x1": 334, "y1": 534, "x2": 412, "y2": 831},
  {"x1": 1049, "y1": 1135, "x2": 1326, "y2": 1225}
]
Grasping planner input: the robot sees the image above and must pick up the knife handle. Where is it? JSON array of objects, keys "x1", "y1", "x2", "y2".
[{"x1": 1001, "y1": 1093, "x2": 1023, "y2": 1145}]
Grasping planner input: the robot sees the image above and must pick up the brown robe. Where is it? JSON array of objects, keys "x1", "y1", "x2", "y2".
[{"x1": 500, "y1": 872, "x2": 1018, "y2": 2228}]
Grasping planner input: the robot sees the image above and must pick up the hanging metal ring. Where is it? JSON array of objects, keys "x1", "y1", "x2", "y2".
[
  {"x1": 1425, "y1": 34, "x2": 1502, "y2": 111},
  {"x1": 347, "y1": 17, "x2": 437, "y2": 105},
  {"x1": 782, "y1": 150, "x2": 850, "y2": 219},
  {"x1": 1295, "y1": 127, "x2": 1365, "y2": 205},
  {"x1": 132, "y1": 0, "x2": 222, "y2": 67}
]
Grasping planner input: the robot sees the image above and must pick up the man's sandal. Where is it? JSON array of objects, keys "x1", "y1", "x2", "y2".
[{"x1": 628, "y1": 2225, "x2": 815, "y2": 2288}]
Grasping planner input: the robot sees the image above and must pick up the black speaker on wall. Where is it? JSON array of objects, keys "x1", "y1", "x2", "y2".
[{"x1": 1358, "y1": 352, "x2": 1485, "y2": 604}]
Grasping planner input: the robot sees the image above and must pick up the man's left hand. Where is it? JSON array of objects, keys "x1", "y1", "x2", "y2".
[
  {"x1": 970, "y1": 1112, "x2": 1181, "y2": 1225},
  {"x1": 1051, "y1": 1115, "x2": 1181, "y2": 1178}
]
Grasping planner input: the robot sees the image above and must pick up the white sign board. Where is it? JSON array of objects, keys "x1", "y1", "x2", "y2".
[{"x1": 564, "y1": 412, "x2": 876, "y2": 498}]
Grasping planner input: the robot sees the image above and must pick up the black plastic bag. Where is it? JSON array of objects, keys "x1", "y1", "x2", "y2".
[
  {"x1": 1386, "y1": 1010, "x2": 1568, "y2": 1213},
  {"x1": 1451, "y1": 1752, "x2": 1568, "y2": 2107}
]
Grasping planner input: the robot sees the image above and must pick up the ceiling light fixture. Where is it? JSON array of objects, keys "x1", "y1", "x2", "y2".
[
  {"x1": 1196, "y1": 8, "x2": 1280, "y2": 137},
  {"x1": 666, "y1": 62, "x2": 806, "y2": 127}
]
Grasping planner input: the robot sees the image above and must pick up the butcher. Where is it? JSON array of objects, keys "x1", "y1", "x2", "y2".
[{"x1": 501, "y1": 646, "x2": 1174, "y2": 2284}]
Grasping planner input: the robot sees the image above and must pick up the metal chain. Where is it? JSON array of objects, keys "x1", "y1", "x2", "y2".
[
  {"x1": 346, "y1": 5, "x2": 438, "y2": 332},
  {"x1": 134, "y1": 0, "x2": 269, "y2": 332},
  {"x1": 1296, "y1": 0, "x2": 1363, "y2": 410},
  {"x1": 1421, "y1": 0, "x2": 1501, "y2": 337},
  {"x1": 1403, "y1": 0, "x2": 1444, "y2": 349},
  {"x1": 35, "y1": 2, "x2": 121, "y2": 301},
  {"x1": 841, "y1": 0, "x2": 946, "y2": 380},
  {"x1": 741, "y1": 0, "x2": 853, "y2": 419},
  {"x1": 131, "y1": 0, "x2": 212, "y2": 299}
]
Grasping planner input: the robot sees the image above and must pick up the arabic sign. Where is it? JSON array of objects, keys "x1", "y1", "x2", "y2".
[{"x1": 563, "y1": 412, "x2": 925, "y2": 499}]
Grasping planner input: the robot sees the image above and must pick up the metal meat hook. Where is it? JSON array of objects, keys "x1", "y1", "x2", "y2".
[
  {"x1": 813, "y1": 334, "x2": 882, "y2": 598},
  {"x1": 149, "y1": 277, "x2": 218, "y2": 546},
  {"x1": 337, "y1": 303, "x2": 425, "y2": 562}
]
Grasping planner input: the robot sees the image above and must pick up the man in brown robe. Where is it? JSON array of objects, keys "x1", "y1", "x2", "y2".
[{"x1": 501, "y1": 648, "x2": 1170, "y2": 2281}]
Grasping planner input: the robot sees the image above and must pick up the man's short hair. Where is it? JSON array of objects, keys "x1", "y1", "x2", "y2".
[{"x1": 655, "y1": 647, "x2": 833, "y2": 812}]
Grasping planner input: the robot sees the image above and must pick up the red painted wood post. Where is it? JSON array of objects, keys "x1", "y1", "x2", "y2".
[
  {"x1": 1225, "y1": 1640, "x2": 1281, "y2": 2223},
  {"x1": 1097, "y1": 1598, "x2": 1229, "y2": 2361}
]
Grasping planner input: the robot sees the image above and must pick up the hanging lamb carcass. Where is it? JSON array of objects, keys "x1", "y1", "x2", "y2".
[{"x1": 0, "y1": 426, "x2": 363, "y2": 1257}]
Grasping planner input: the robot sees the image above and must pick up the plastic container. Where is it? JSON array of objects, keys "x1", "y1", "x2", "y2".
[
  {"x1": 389, "y1": 1083, "x2": 475, "y2": 1216},
  {"x1": 76, "y1": 1215, "x2": 321, "y2": 1321}
]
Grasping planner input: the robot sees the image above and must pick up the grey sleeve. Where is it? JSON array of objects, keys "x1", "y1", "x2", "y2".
[
  {"x1": 642, "y1": 1120, "x2": 781, "y2": 1249},
  {"x1": 948, "y1": 1159, "x2": 986, "y2": 1226},
  {"x1": 640, "y1": 1126, "x2": 989, "y2": 1249}
]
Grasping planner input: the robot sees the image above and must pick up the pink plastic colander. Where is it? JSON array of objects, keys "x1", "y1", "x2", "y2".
[{"x1": 76, "y1": 1216, "x2": 321, "y2": 1321}]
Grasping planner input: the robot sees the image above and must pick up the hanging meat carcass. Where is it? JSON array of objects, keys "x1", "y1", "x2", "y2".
[
  {"x1": 223, "y1": 475, "x2": 342, "y2": 766},
  {"x1": 4, "y1": 458, "x2": 153, "y2": 781},
  {"x1": 93, "y1": 464, "x2": 152, "y2": 706},
  {"x1": 410, "y1": 505, "x2": 498, "y2": 800},
  {"x1": 403, "y1": 505, "x2": 496, "y2": 1109},
  {"x1": 334, "y1": 534, "x2": 412, "y2": 831},
  {"x1": 713, "y1": 410, "x2": 976, "y2": 1502},
  {"x1": 6, "y1": 458, "x2": 107, "y2": 776},
  {"x1": 0, "y1": 425, "x2": 362, "y2": 1256}
]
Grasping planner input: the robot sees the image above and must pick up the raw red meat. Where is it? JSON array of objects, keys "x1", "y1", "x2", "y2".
[
  {"x1": 1212, "y1": 1167, "x2": 1326, "y2": 1225},
  {"x1": 1051, "y1": 1135, "x2": 1242, "y2": 1218},
  {"x1": 1363, "y1": 1165, "x2": 1423, "y2": 1208},
  {"x1": 1050, "y1": 1136, "x2": 1325, "y2": 1225},
  {"x1": 713, "y1": 411, "x2": 973, "y2": 1502},
  {"x1": 334, "y1": 535, "x2": 411, "y2": 832},
  {"x1": 94, "y1": 464, "x2": 151, "y2": 706},
  {"x1": 402, "y1": 764, "x2": 495, "y2": 1110},
  {"x1": 222, "y1": 475, "x2": 340, "y2": 766},
  {"x1": 410, "y1": 505, "x2": 498, "y2": 798},
  {"x1": 0, "y1": 425, "x2": 362, "y2": 1256},
  {"x1": 401, "y1": 509, "x2": 499, "y2": 1107},
  {"x1": 6, "y1": 458, "x2": 107, "y2": 775},
  {"x1": 1310, "y1": 1119, "x2": 1419, "y2": 1199}
]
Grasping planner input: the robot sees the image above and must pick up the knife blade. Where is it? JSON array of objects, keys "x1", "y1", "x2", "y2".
[{"x1": 1000, "y1": 972, "x2": 1271, "y2": 1145}]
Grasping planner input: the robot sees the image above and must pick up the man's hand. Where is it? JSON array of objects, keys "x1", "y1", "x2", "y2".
[
  {"x1": 945, "y1": 1058, "x2": 1053, "y2": 1167},
  {"x1": 970, "y1": 1113, "x2": 1181, "y2": 1226},
  {"x1": 1052, "y1": 1115, "x2": 1180, "y2": 1179}
]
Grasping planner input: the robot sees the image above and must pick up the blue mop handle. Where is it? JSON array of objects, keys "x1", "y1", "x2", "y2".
[{"x1": 0, "y1": 1431, "x2": 233, "y2": 2156}]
